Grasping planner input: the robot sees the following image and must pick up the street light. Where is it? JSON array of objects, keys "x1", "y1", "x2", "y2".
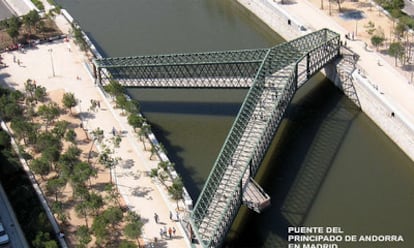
[{"x1": 48, "y1": 48, "x2": 55, "y2": 77}]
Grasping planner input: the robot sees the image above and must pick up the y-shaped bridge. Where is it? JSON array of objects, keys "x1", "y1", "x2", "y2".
[{"x1": 93, "y1": 29, "x2": 341, "y2": 247}]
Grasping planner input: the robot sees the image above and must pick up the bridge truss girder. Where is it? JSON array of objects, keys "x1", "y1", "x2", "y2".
[{"x1": 93, "y1": 29, "x2": 341, "y2": 248}]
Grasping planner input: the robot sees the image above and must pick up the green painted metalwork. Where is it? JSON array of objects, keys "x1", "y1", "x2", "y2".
[{"x1": 93, "y1": 29, "x2": 341, "y2": 247}]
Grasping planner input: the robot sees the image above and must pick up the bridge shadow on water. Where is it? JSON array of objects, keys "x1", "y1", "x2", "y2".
[
  {"x1": 134, "y1": 101, "x2": 243, "y2": 116},
  {"x1": 224, "y1": 76, "x2": 360, "y2": 247},
  {"x1": 136, "y1": 96, "x2": 242, "y2": 199}
]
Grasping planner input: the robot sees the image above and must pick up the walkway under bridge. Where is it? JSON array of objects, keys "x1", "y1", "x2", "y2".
[{"x1": 93, "y1": 29, "x2": 342, "y2": 247}]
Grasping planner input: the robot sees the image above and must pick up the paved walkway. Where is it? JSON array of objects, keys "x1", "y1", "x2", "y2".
[
  {"x1": 2, "y1": 0, "x2": 34, "y2": 16},
  {"x1": 0, "y1": 15, "x2": 190, "y2": 248},
  {"x1": 280, "y1": 0, "x2": 414, "y2": 125}
]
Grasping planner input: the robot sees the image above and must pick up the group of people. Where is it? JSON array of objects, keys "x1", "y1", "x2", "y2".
[
  {"x1": 159, "y1": 226, "x2": 176, "y2": 239},
  {"x1": 89, "y1": 99, "x2": 101, "y2": 112},
  {"x1": 154, "y1": 212, "x2": 179, "y2": 240}
]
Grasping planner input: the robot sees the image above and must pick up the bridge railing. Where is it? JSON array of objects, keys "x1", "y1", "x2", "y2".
[{"x1": 191, "y1": 29, "x2": 341, "y2": 247}]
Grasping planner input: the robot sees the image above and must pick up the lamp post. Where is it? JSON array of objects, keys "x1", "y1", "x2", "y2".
[
  {"x1": 48, "y1": 48, "x2": 55, "y2": 77},
  {"x1": 355, "y1": 20, "x2": 358, "y2": 37}
]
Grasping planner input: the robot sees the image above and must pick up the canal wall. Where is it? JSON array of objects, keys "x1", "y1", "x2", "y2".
[
  {"x1": 237, "y1": 0, "x2": 310, "y2": 41},
  {"x1": 237, "y1": 0, "x2": 414, "y2": 162},
  {"x1": 325, "y1": 62, "x2": 414, "y2": 161}
]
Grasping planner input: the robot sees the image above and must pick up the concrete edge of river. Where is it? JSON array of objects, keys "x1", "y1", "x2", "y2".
[
  {"x1": 237, "y1": 0, "x2": 414, "y2": 162},
  {"x1": 59, "y1": 4, "x2": 195, "y2": 223}
]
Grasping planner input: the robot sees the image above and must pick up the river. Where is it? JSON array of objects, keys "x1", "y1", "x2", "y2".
[{"x1": 56, "y1": 0, "x2": 414, "y2": 247}]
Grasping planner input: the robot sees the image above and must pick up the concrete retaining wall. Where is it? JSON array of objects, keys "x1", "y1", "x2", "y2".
[
  {"x1": 324, "y1": 62, "x2": 414, "y2": 161},
  {"x1": 237, "y1": 0, "x2": 309, "y2": 40}
]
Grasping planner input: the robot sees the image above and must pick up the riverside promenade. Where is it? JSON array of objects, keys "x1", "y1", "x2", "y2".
[
  {"x1": 239, "y1": 0, "x2": 414, "y2": 161},
  {"x1": 0, "y1": 13, "x2": 190, "y2": 248}
]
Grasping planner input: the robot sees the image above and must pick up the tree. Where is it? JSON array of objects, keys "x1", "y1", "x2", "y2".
[
  {"x1": 58, "y1": 145, "x2": 81, "y2": 178},
  {"x1": 42, "y1": 146, "x2": 61, "y2": 171},
  {"x1": 24, "y1": 79, "x2": 36, "y2": 100},
  {"x1": 91, "y1": 214, "x2": 110, "y2": 245},
  {"x1": 10, "y1": 117, "x2": 37, "y2": 145},
  {"x1": 46, "y1": 177, "x2": 66, "y2": 202},
  {"x1": 62, "y1": 92, "x2": 77, "y2": 114},
  {"x1": 389, "y1": 42, "x2": 405, "y2": 66},
  {"x1": 0, "y1": 130, "x2": 10, "y2": 149},
  {"x1": 138, "y1": 124, "x2": 150, "y2": 150},
  {"x1": 150, "y1": 145, "x2": 158, "y2": 160},
  {"x1": 99, "y1": 148, "x2": 118, "y2": 183},
  {"x1": 72, "y1": 25, "x2": 88, "y2": 51},
  {"x1": 371, "y1": 35, "x2": 385, "y2": 51},
  {"x1": 5, "y1": 16, "x2": 21, "y2": 43},
  {"x1": 65, "y1": 129, "x2": 77, "y2": 144},
  {"x1": 103, "y1": 206, "x2": 123, "y2": 229},
  {"x1": 87, "y1": 192, "x2": 104, "y2": 216},
  {"x1": 168, "y1": 176, "x2": 184, "y2": 210},
  {"x1": 119, "y1": 240, "x2": 138, "y2": 248},
  {"x1": 394, "y1": 22, "x2": 407, "y2": 40},
  {"x1": 332, "y1": 0, "x2": 344, "y2": 12},
  {"x1": 103, "y1": 80, "x2": 124, "y2": 97},
  {"x1": 124, "y1": 99, "x2": 140, "y2": 114},
  {"x1": 34, "y1": 86, "x2": 47, "y2": 103},
  {"x1": 34, "y1": 132, "x2": 61, "y2": 153},
  {"x1": 364, "y1": 21, "x2": 376, "y2": 36},
  {"x1": 104, "y1": 183, "x2": 121, "y2": 207},
  {"x1": 71, "y1": 161, "x2": 97, "y2": 187},
  {"x1": 75, "y1": 200, "x2": 91, "y2": 228},
  {"x1": 32, "y1": 231, "x2": 56, "y2": 248},
  {"x1": 30, "y1": 156, "x2": 50, "y2": 179},
  {"x1": 76, "y1": 225, "x2": 91, "y2": 248},
  {"x1": 115, "y1": 94, "x2": 128, "y2": 114},
  {"x1": 37, "y1": 102, "x2": 61, "y2": 130},
  {"x1": 124, "y1": 211, "x2": 143, "y2": 245},
  {"x1": 88, "y1": 127, "x2": 104, "y2": 162},
  {"x1": 51, "y1": 201, "x2": 69, "y2": 224},
  {"x1": 52, "y1": 120, "x2": 70, "y2": 139},
  {"x1": 127, "y1": 114, "x2": 145, "y2": 132},
  {"x1": 22, "y1": 10, "x2": 40, "y2": 37}
]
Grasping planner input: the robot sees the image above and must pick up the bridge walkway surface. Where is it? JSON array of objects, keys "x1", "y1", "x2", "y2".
[{"x1": 94, "y1": 29, "x2": 341, "y2": 247}]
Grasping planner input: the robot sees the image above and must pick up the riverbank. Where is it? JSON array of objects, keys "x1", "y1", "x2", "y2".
[
  {"x1": 237, "y1": 0, "x2": 414, "y2": 161},
  {"x1": 0, "y1": 9, "x2": 191, "y2": 248}
]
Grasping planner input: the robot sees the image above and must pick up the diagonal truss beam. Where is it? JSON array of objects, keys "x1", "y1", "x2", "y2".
[{"x1": 93, "y1": 29, "x2": 341, "y2": 247}]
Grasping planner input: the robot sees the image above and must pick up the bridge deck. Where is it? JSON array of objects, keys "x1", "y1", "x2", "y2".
[{"x1": 196, "y1": 65, "x2": 294, "y2": 241}]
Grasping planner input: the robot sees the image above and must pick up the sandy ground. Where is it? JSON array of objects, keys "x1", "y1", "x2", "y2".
[{"x1": 309, "y1": 0, "x2": 414, "y2": 80}]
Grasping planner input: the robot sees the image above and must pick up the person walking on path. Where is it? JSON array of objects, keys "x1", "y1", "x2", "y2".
[
  {"x1": 168, "y1": 227, "x2": 172, "y2": 239},
  {"x1": 169, "y1": 211, "x2": 173, "y2": 220},
  {"x1": 159, "y1": 228, "x2": 163, "y2": 239},
  {"x1": 154, "y1": 213, "x2": 159, "y2": 223}
]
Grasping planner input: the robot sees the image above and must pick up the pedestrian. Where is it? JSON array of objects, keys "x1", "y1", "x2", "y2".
[
  {"x1": 176, "y1": 211, "x2": 180, "y2": 221},
  {"x1": 173, "y1": 227, "x2": 176, "y2": 236},
  {"x1": 112, "y1": 126, "x2": 116, "y2": 136},
  {"x1": 163, "y1": 226, "x2": 167, "y2": 237},
  {"x1": 97, "y1": 100, "x2": 100, "y2": 108},
  {"x1": 17, "y1": 59, "x2": 20, "y2": 66},
  {"x1": 168, "y1": 227, "x2": 172, "y2": 239},
  {"x1": 154, "y1": 213, "x2": 159, "y2": 223},
  {"x1": 169, "y1": 211, "x2": 173, "y2": 220},
  {"x1": 159, "y1": 228, "x2": 163, "y2": 239}
]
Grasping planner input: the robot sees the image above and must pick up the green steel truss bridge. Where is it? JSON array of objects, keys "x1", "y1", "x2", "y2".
[{"x1": 93, "y1": 29, "x2": 341, "y2": 247}]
